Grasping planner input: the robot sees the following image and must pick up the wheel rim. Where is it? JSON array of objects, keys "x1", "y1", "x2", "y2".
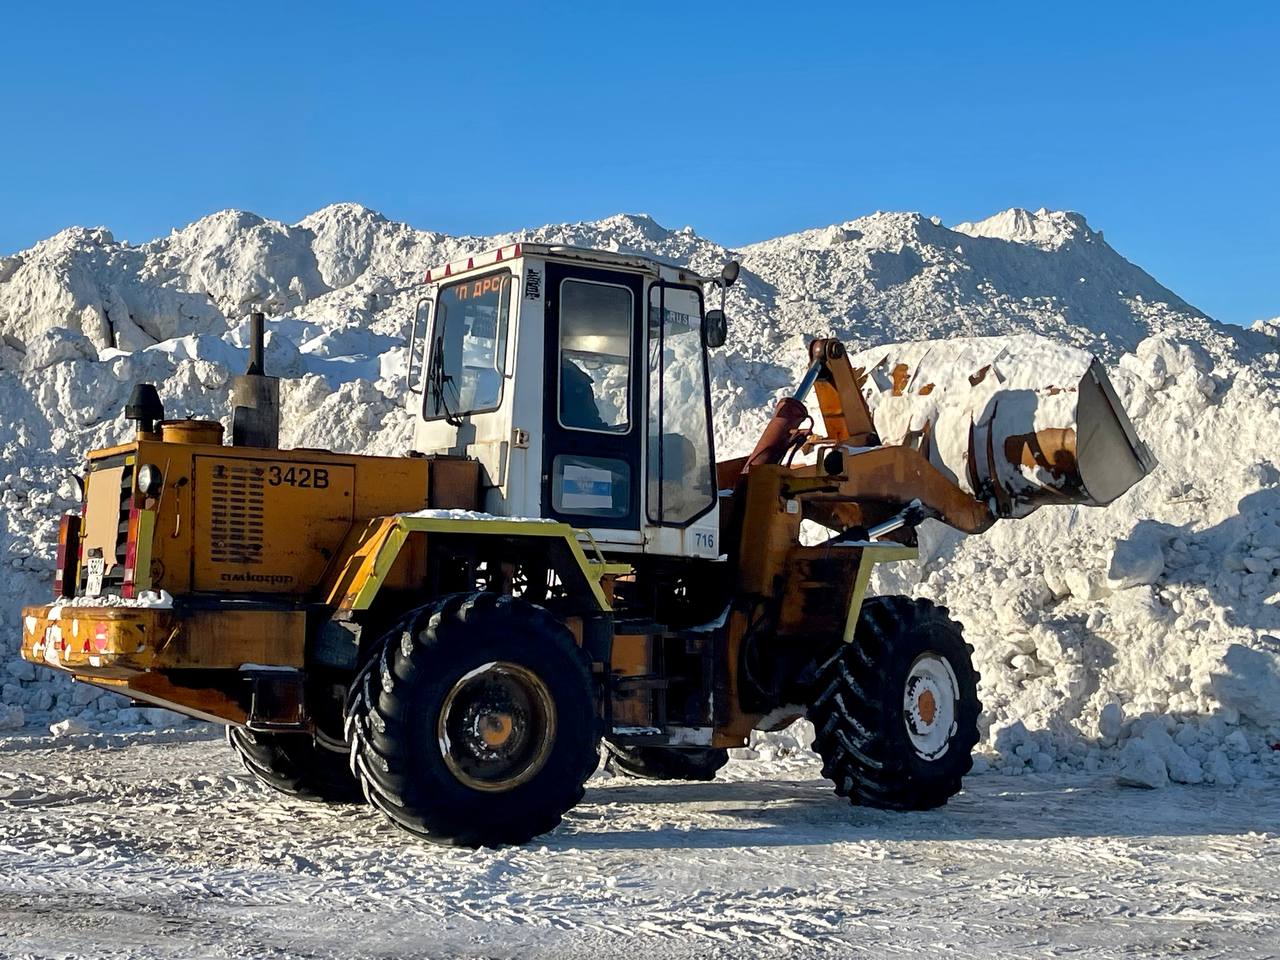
[
  {"x1": 902, "y1": 653, "x2": 959, "y2": 760},
  {"x1": 437, "y1": 661, "x2": 556, "y2": 792}
]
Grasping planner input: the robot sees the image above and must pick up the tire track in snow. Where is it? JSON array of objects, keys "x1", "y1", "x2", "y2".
[{"x1": 1, "y1": 732, "x2": 1278, "y2": 958}]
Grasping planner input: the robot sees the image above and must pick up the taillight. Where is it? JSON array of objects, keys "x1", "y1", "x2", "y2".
[
  {"x1": 54, "y1": 514, "x2": 82, "y2": 599},
  {"x1": 121, "y1": 505, "x2": 140, "y2": 599}
]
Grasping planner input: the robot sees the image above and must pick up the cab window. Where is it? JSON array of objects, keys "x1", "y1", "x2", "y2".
[
  {"x1": 557, "y1": 279, "x2": 632, "y2": 433},
  {"x1": 425, "y1": 271, "x2": 512, "y2": 420}
]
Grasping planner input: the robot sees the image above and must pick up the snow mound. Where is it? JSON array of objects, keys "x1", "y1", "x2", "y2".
[
  {"x1": 1, "y1": 204, "x2": 1277, "y2": 790},
  {"x1": 952, "y1": 206, "x2": 1093, "y2": 249}
]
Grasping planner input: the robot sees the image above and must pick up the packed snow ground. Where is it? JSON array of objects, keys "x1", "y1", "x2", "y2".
[{"x1": 1, "y1": 728, "x2": 1277, "y2": 959}]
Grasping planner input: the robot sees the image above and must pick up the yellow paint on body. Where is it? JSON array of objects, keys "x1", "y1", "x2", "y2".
[
  {"x1": 842, "y1": 543, "x2": 917, "y2": 644},
  {"x1": 336, "y1": 515, "x2": 614, "y2": 613}
]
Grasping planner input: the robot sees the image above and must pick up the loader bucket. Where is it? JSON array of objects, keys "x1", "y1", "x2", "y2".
[
  {"x1": 850, "y1": 335, "x2": 1155, "y2": 521},
  {"x1": 1074, "y1": 358, "x2": 1157, "y2": 505}
]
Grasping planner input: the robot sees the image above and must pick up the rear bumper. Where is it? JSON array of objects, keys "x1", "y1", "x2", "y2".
[
  {"x1": 19, "y1": 602, "x2": 309, "y2": 726},
  {"x1": 21, "y1": 604, "x2": 170, "y2": 678}
]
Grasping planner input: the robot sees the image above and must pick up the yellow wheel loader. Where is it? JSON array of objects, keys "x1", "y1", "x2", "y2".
[{"x1": 18, "y1": 244, "x2": 1154, "y2": 847}]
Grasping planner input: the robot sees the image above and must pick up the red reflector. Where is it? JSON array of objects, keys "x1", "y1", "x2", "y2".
[{"x1": 121, "y1": 506, "x2": 140, "y2": 599}]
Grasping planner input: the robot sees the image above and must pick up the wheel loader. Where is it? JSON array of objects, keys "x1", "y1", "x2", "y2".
[{"x1": 17, "y1": 243, "x2": 1154, "y2": 847}]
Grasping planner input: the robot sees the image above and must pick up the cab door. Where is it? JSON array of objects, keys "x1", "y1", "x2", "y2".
[{"x1": 541, "y1": 262, "x2": 643, "y2": 530}]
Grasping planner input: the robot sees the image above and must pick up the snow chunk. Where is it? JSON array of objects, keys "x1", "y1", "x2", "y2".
[
  {"x1": 1107, "y1": 528, "x2": 1166, "y2": 590},
  {"x1": 49, "y1": 589, "x2": 174, "y2": 614},
  {"x1": 1140, "y1": 721, "x2": 1203, "y2": 784},
  {"x1": 1117, "y1": 738, "x2": 1168, "y2": 788},
  {"x1": 1204, "y1": 750, "x2": 1236, "y2": 786},
  {"x1": 1210, "y1": 644, "x2": 1280, "y2": 726},
  {"x1": 401, "y1": 509, "x2": 557, "y2": 523},
  {"x1": 23, "y1": 328, "x2": 97, "y2": 371},
  {"x1": 49, "y1": 717, "x2": 91, "y2": 737},
  {"x1": 1098, "y1": 702, "x2": 1124, "y2": 741}
]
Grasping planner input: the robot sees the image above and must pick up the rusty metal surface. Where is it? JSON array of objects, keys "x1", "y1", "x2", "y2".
[
  {"x1": 18, "y1": 601, "x2": 305, "y2": 724},
  {"x1": 740, "y1": 397, "x2": 809, "y2": 476},
  {"x1": 20, "y1": 603, "x2": 306, "y2": 675}
]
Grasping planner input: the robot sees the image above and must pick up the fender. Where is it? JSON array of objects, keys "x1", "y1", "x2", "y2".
[{"x1": 324, "y1": 513, "x2": 616, "y2": 614}]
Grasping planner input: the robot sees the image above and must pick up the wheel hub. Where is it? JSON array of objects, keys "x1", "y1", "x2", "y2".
[
  {"x1": 916, "y1": 688, "x2": 937, "y2": 726},
  {"x1": 478, "y1": 712, "x2": 515, "y2": 749},
  {"x1": 438, "y1": 662, "x2": 556, "y2": 792},
  {"x1": 903, "y1": 653, "x2": 959, "y2": 760}
]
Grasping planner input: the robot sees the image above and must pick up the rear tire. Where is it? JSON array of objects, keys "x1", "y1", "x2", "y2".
[
  {"x1": 346, "y1": 592, "x2": 600, "y2": 847},
  {"x1": 807, "y1": 596, "x2": 980, "y2": 811},
  {"x1": 604, "y1": 743, "x2": 729, "y2": 781},
  {"x1": 225, "y1": 725, "x2": 364, "y2": 804}
]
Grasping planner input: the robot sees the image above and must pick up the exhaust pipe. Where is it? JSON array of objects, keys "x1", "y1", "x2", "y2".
[
  {"x1": 850, "y1": 335, "x2": 1156, "y2": 520},
  {"x1": 125, "y1": 383, "x2": 165, "y2": 440},
  {"x1": 231, "y1": 311, "x2": 280, "y2": 448}
]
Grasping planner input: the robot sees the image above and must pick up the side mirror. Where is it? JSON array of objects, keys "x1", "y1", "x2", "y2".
[
  {"x1": 720, "y1": 260, "x2": 740, "y2": 288},
  {"x1": 704, "y1": 309, "x2": 728, "y2": 349},
  {"x1": 405, "y1": 296, "x2": 432, "y2": 392}
]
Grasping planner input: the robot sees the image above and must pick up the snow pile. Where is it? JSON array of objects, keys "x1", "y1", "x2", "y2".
[{"x1": 1, "y1": 203, "x2": 1277, "y2": 789}]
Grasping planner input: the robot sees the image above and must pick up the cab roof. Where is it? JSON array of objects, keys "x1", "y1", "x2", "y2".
[{"x1": 423, "y1": 242, "x2": 710, "y2": 287}]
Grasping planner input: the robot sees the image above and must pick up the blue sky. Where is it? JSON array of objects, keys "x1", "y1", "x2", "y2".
[{"x1": 2, "y1": 2, "x2": 1276, "y2": 324}]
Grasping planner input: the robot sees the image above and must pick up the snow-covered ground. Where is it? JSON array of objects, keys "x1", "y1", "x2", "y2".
[{"x1": 1, "y1": 728, "x2": 1276, "y2": 959}]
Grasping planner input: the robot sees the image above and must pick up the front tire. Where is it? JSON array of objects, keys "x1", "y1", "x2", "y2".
[
  {"x1": 346, "y1": 592, "x2": 600, "y2": 847},
  {"x1": 807, "y1": 596, "x2": 980, "y2": 810}
]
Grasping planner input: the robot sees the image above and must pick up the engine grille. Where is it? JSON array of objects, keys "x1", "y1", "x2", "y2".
[{"x1": 209, "y1": 463, "x2": 265, "y2": 565}]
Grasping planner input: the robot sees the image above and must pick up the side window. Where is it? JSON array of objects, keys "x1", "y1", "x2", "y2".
[
  {"x1": 558, "y1": 279, "x2": 632, "y2": 433},
  {"x1": 425, "y1": 272, "x2": 512, "y2": 420},
  {"x1": 647, "y1": 283, "x2": 715, "y2": 525}
]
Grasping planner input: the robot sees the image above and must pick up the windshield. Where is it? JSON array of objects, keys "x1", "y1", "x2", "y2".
[{"x1": 426, "y1": 271, "x2": 512, "y2": 420}]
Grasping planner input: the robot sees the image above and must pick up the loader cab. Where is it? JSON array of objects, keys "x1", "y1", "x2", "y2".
[{"x1": 410, "y1": 245, "x2": 723, "y2": 560}]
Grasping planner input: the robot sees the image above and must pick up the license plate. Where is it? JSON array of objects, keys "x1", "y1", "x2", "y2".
[{"x1": 85, "y1": 557, "x2": 105, "y2": 597}]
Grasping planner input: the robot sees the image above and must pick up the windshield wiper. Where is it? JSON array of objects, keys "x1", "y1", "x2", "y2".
[{"x1": 429, "y1": 335, "x2": 463, "y2": 428}]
